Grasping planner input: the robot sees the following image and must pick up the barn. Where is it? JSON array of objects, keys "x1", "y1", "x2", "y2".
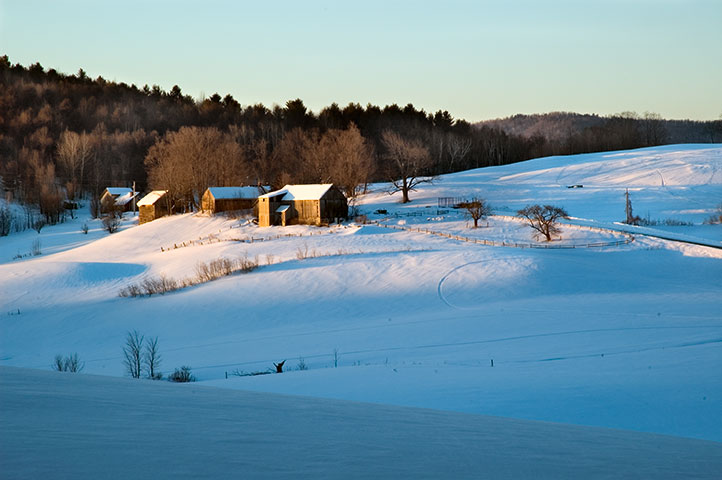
[
  {"x1": 100, "y1": 187, "x2": 137, "y2": 214},
  {"x1": 201, "y1": 186, "x2": 269, "y2": 215},
  {"x1": 137, "y1": 190, "x2": 170, "y2": 224},
  {"x1": 257, "y1": 184, "x2": 347, "y2": 227}
]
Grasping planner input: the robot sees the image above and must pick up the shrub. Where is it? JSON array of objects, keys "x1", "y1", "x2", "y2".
[
  {"x1": 103, "y1": 215, "x2": 121, "y2": 233},
  {"x1": 52, "y1": 353, "x2": 84, "y2": 372},
  {"x1": 81, "y1": 222, "x2": 89, "y2": 234},
  {"x1": 704, "y1": 203, "x2": 722, "y2": 225},
  {"x1": 168, "y1": 366, "x2": 195, "y2": 382},
  {"x1": 33, "y1": 217, "x2": 46, "y2": 233},
  {"x1": 119, "y1": 256, "x2": 258, "y2": 297},
  {"x1": 296, "y1": 244, "x2": 310, "y2": 260},
  {"x1": 31, "y1": 238, "x2": 42, "y2": 256},
  {"x1": 195, "y1": 257, "x2": 234, "y2": 282}
]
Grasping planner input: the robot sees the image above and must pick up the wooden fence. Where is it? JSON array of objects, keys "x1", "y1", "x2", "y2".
[{"x1": 372, "y1": 219, "x2": 634, "y2": 250}]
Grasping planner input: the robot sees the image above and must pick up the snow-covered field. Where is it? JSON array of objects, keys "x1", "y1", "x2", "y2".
[
  {"x1": 3, "y1": 366, "x2": 721, "y2": 479},
  {"x1": 2, "y1": 144, "x2": 721, "y2": 475}
]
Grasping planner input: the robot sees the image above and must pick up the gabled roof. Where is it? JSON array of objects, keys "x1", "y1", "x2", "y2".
[
  {"x1": 104, "y1": 187, "x2": 133, "y2": 197},
  {"x1": 259, "y1": 184, "x2": 334, "y2": 201},
  {"x1": 137, "y1": 190, "x2": 168, "y2": 206},
  {"x1": 206, "y1": 186, "x2": 269, "y2": 200}
]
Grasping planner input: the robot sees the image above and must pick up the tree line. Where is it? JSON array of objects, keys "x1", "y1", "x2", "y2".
[{"x1": 2, "y1": 56, "x2": 719, "y2": 224}]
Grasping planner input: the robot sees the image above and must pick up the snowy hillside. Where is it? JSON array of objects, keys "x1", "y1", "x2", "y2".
[
  {"x1": 2, "y1": 366, "x2": 721, "y2": 479},
  {"x1": 1, "y1": 144, "x2": 721, "y2": 461}
]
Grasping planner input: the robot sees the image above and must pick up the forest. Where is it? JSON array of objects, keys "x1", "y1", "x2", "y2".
[{"x1": 2, "y1": 56, "x2": 720, "y2": 227}]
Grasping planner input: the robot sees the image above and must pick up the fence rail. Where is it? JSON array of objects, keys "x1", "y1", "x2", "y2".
[{"x1": 372, "y1": 220, "x2": 634, "y2": 250}]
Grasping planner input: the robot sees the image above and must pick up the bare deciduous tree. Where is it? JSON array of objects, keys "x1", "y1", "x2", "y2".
[
  {"x1": 143, "y1": 336, "x2": 162, "y2": 379},
  {"x1": 123, "y1": 330, "x2": 144, "y2": 378},
  {"x1": 459, "y1": 197, "x2": 492, "y2": 228},
  {"x1": 271, "y1": 128, "x2": 321, "y2": 185},
  {"x1": 319, "y1": 123, "x2": 374, "y2": 198},
  {"x1": 446, "y1": 134, "x2": 472, "y2": 172},
  {"x1": 145, "y1": 126, "x2": 245, "y2": 211},
  {"x1": 381, "y1": 130, "x2": 434, "y2": 203},
  {"x1": 517, "y1": 204, "x2": 569, "y2": 242},
  {"x1": 56, "y1": 129, "x2": 94, "y2": 199}
]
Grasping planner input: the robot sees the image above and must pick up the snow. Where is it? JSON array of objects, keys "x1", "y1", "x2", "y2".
[
  {"x1": 1, "y1": 144, "x2": 721, "y2": 474},
  {"x1": 2, "y1": 366, "x2": 721, "y2": 479},
  {"x1": 260, "y1": 184, "x2": 334, "y2": 201},
  {"x1": 137, "y1": 190, "x2": 168, "y2": 206},
  {"x1": 104, "y1": 187, "x2": 133, "y2": 196},
  {"x1": 114, "y1": 191, "x2": 138, "y2": 206},
  {"x1": 207, "y1": 186, "x2": 266, "y2": 199}
]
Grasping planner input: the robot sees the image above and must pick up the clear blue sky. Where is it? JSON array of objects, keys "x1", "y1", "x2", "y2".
[{"x1": 1, "y1": 0, "x2": 720, "y2": 122}]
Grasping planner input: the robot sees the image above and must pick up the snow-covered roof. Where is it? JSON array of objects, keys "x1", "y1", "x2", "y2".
[
  {"x1": 259, "y1": 184, "x2": 334, "y2": 201},
  {"x1": 114, "y1": 192, "x2": 138, "y2": 206},
  {"x1": 206, "y1": 186, "x2": 268, "y2": 200},
  {"x1": 137, "y1": 190, "x2": 168, "y2": 206},
  {"x1": 276, "y1": 205, "x2": 290, "y2": 213},
  {"x1": 104, "y1": 187, "x2": 133, "y2": 197}
]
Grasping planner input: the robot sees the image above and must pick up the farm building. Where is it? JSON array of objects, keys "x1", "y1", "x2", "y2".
[
  {"x1": 201, "y1": 186, "x2": 269, "y2": 215},
  {"x1": 257, "y1": 184, "x2": 347, "y2": 227},
  {"x1": 100, "y1": 187, "x2": 137, "y2": 214},
  {"x1": 137, "y1": 190, "x2": 171, "y2": 225}
]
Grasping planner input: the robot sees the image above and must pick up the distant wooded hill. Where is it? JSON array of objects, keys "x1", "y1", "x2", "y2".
[
  {"x1": 478, "y1": 112, "x2": 721, "y2": 155},
  {"x1": 1, "y1": 56, "x2": 720, "y2": 226}
]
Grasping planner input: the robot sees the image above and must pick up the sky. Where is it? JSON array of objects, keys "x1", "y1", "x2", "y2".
[{"x1": 1, "y1": 0, "x2": 720, "y2": 123}]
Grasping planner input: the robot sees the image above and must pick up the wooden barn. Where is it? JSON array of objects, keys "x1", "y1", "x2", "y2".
[
  {"x1": 257, "y1": 184, "x2": 347, "y2": 227},
  {"x1": 201, "y1": 186, "x2": 269, "y2": 215},
  {"x1": 137, "y1": 190, "x2": 170, "y2": 224},
  {"x1": 100, "y1": 187, "x2": 137, "y2": 214}
]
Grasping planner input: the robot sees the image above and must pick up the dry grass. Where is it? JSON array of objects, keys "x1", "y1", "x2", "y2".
[{"x1": 119, "y1": 255, "x2": 258, "y2": 297}]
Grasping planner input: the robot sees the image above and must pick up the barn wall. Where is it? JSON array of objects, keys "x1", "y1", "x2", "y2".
[
  {"x1": 100, "y1": 193, "x2": 115, "y2": 214},
  {"x1": 294, "y1": 200, "x2": 320, "y2": 225},
  {"x1": 258, "y1": 198, "x2": 272, "y2": 226},
  {"x1": 319, "y1": 187, "x2": 348, "y2": 222},
  {"x1": 215, "y1": 198, "x2": 256, "y2": 213},
  {"x1": 201, "y1": 191, "x2": 214, "y2": 212},
  {"x1": 139, "y1": 197, "x2": 171, "y2": 224},
  {"x1": 139, "y1": 205, "x2": 155, "y2": 225}
]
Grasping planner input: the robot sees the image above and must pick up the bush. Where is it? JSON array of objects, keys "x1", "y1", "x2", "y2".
[
  {"x1": 168, "y1": 366, "x2": 195, "y2": 382},
  {"x1": 195, "y1": 257, "x2": 234, "y2": 282},
  {"x1": 119, "y1": 256, "x2": 258, "y2": 297},
  {"x1": 31, "y1": 238, "x2": 42, "y2": 256},
  {"x1": 704, "y1": 203, "x2": 722, "y2": 225},
  {"x1": 103, "y1": 215, "x2": 121, "y2": 233},
  {"x1": 33, "y1": 217, "x2": 46, "y2": 233},
  {"x1": 81, "y1": 222, "x2": 89, "y2": 234},
  {"x1": 52, "y1": 353, "x2": 84, "y2": 372}
]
